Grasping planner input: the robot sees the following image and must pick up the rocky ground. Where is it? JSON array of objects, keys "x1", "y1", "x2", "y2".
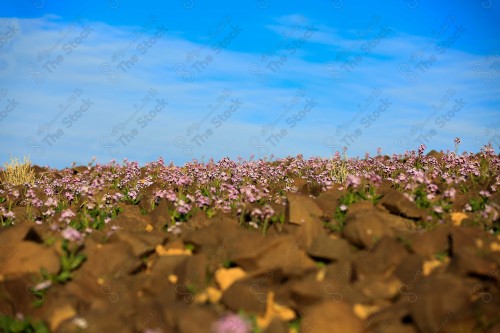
[{"x1": 0, "y1": 145, "x2": 499, "y2": 332}]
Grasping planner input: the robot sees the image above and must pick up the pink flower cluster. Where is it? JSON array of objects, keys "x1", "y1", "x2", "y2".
[{"x1": 0, "y1": 140, "x2": 498, "y2": 237}]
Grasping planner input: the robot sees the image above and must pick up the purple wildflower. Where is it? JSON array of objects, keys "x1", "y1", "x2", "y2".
[
  {"x1": 112, "y1": 192, "x2": 124, "y2": 202},
  {"x1": 418, "y1": 144, "x2": 426, "y2": 156},
  {"x1": 64, "y1": 192, "x2": 74, "y2": 202},
  {"x1": 165, "y1": 190, "x2": 177, "y2": 202},
  {"x1": 196, "y1": 194, "x2": 211, "y2": 207},
  {"x1": 479, "y1": 190, "x2": 491, "y2": 198},
  {"x1": 59, "y1": 209, "x2": 76, "y2": 224},
  {"x1": 44, "y1": 197, "x2": 58, "y2": 207},
  {"x1": 443, "y1": 188, "x2": 456, "y2": 200},
  {"x1": 250, "y1": 208, "x2": 263, "y2": 219},
  {"x1": 33, "y1": 280, "x2": 52, "y2": 291},
  {"x1": 42, "y1": 208, "x2": 55, "y2": 217},
  {"x1": 167, "y1": 222, "x2": 182, "y2": 236},
  {"x1": 61, "y1": 227, "x2": 84, "y2": 242},
  {"x1": 433, "y1": 206, "x2": 444, "y2": 214},
  {"x1": 346, "y1": 174, "x2": 361, "y2": 188},
  {"x1": 127, "y1": 190, "x2": 138, "y2": 201},
  {"x1": 3, "y1": 210, "x2": 15, "y2": 219},
  {"x1": 175, "y1": 199, "x2": 191, "y2": 215},
  {"x1": 248, "y1": 221, "x2": 259, "y2": 229},
  {"x1": 212, "y1": 314, "x2": 251, "y2": 333},
  {"x1": 85, "y1": 201, "x2": 96, "y2": 210}
]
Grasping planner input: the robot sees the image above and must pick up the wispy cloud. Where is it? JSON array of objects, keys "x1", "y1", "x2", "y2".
[{"x1": 0, "y1": 13, "x2": 498, "y2": 168}]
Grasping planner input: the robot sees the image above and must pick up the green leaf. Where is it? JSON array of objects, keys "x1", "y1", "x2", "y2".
[
  {"x1": 33, "y1": 296, "x2": 45, "y2": 308},
  {"x1": 62, "y1": 239, "x2": 69, "y2": 252},
  {"x1": 60, "y1": 254, "x2": 71, "y2": 271},
  {"x1": 9, "y1": 319, "x2": 29, "y2": 332},
  {"x1": 33, "y1": 321, "x2": 50, "y2": 333},
  {"x1": 43, "y1": 236, "x2": 56, "y2": 246},
  {"x1": 70, "y1": 254, "x2": 87, "y2": 271},
  {"x1": 57, "y1": 270, "x2": 72, "y2": 283}
]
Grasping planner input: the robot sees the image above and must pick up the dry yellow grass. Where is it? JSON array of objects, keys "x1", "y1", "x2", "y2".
[
  {"x1": 330, "y1": 149, "x2": 349, "y2": 183},
  {"x1": 2, "y1": 155, "x2": 36, "y2": 185}
]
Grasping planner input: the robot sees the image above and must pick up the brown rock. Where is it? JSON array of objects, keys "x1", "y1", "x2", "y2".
[
  {"x1": 348, "y1": 200, "x2": 375, "y2": 214},
  {"x1": 79, "y1": 308, "x2": 136, "y2": 332},
  {"x1": 174, "y1": 253, "x2": 208, "y2": 291},
  {"x1": 184, "y1": 215, "x2": 252, "y2": 264},
  {"x1": 324, "y1": 260, "x2": 353, "y2": 284},
  {"x1": 137, "y1": 274, "x2": 178, "y2": 306},
  {"x1": 149, "y1": 198, "x2": 171, "y2": 230},
  {"x1": 326, "y1": 280, "x2": 370, "y2": 305},
  {"x1": 471, "y1": 285, "x2": 500, "y2": 333},
  {"x1": 382, "y1": 212, "x2": 418, "y2": 232},
  {"x1": 367, "y1": 320, "x2": 418, "y2": 333},
  {"x1": 177, "y1": 306, "x2": 218, "y2": 333},
  {"x1": 361, "y1": 306, "x2": 419, "y2": 333},
  {"x1": 288, "y1": 270, "x2": 369, "y2": 313},
  {"x1": 0, "y1": 241, "x2": 60, "y2": 277},
  {"x1": 299, "y1": 181, "x2": 323, "y2": 197},
  {"x1": 300, "y1": 300, "x2": 363, "y2": 333},
  {"x1": 355, "y1": 274, "x2": 402, "y2": 300},
  {"x1": 343, "y1": 209, "x2": 395, "y2": 248},
  {"x1": 355, "y1": 237, "x2": 409, "y2": 277},
  {"x1": 221, "y1": 277, "x2": 270, "y2": 315},
  {"x1": 231, "y1": 236, "x2": 317, "y2": 277},
  {"x1": 157, "y1": 303, "x2": 187, "y2": 333},
  {"x1": 487, "y1": 322, "x2": 500, "y2": 333},
  {"x1": 447, "y1": 246, "x2": 498, "y2": 278},
  {"x1": 289, "y1": 275, "x2": 327, "y2": 310},
  {"x1": 315, "y1": 187, "x2": 344, "y2": 220},
  {"x1": 137, "y1": 190, "x2": 157, "y2": 214},
  {"x1": 0, "y1": 225, "x2": 45, "y2": 268},
  {"x1": 72, "y1": 237, "x2": 141, "y2": 285},
  {"x1": 45, "y1": 303, "x2": 78, "y2": 332},
  {"x1": 394, "y1": 254, "x2": 424, "y2": 286},
  {"x1": 133, "y1": 300, "x2": 168, "y2": 333},
  {"x1": 450, "y1": 226, "x2": 495, "y2": 256},
  {"x1": 263, "y1": 317, "x2": 287, "y2": 333},
  {"x1": 307, "y1": 233, "x2": 352, "y2": 261},
  {"x1": 291, "y1": 214, "x2": 324, "y2": 250},
  {"x1": 0, "y1": 274, "x2": 42, "y2": 316},
  {"x1": 179, "y1": 209, "x2": 214, "y2": 231},
  {"x1": 0, "y1": 224, "x2": 43, "y2": 245},
  {"x1": 285, "y1": 192, "x2": 324, "y2": 225},
  {"x1": 149, "y1": 255, "x2": 189, "y2": 278},
  {"x1": 108, "y1": 230, "x2": 165, "y2": 257},
  {"x1": 377, "y1": 188, "x2": 424, "y2": 219},
  {"x1": 409, "y1": 274, "x2": 476, "y2": 333},
  {"x1": 114, "y1": 204, "x2": 152, "y2": 232},
  {"x1": 357, "y1": 300, "x2": 414, "y2": 333},
  {"x1": 407, "y1": 225, "x2": 450, "y2": 257}
]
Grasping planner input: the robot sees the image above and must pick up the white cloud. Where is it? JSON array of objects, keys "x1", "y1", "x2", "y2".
[{"x1": 0, "y1": 15, "x2": 498, "y2": 168}]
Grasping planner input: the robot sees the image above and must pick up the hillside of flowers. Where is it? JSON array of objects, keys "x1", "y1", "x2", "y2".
[
  {"x1": 0, "y1": 141, "x2": 499, "y2": 333},
  {"x1": 1, "y1": 143, "x2": 498, "y2": 235}
]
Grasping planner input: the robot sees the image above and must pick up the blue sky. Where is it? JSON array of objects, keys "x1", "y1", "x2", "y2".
[{"x1": 0, "y1": 0, "x2": 499, "y2": 168}]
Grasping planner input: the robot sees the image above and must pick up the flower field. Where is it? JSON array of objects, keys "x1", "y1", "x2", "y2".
[{"x1": 0, "y1": 142, "x2": 499, "y2": 332}]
